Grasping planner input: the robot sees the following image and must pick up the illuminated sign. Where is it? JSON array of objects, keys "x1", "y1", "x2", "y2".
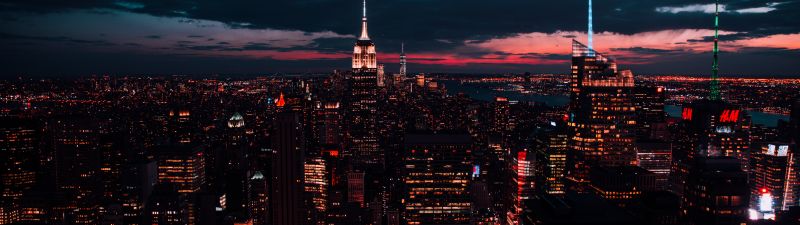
[
  {"x1": 759, "y1": 192, "x2": 773, "y2": 212},
  {"x1": 719, "y1": 109, "x2": 740, "y2": 123},
  {"x1": 766, "y1": 144, "x2": 788, "y2": 156},
  {"x1": 778, "y1": 145, "x2": 789, "y2": 157},
  {"x1": 749, "y1": 189, "x2": 776, "y2": 220},
  {"x1": 472, "y1": 165, "x2": 480, "y2": 178},
  {"x1": 715, "y1": 126, "x2": 732, "y2": 134},
  {"x1": 682, "y1": 108, "x2": 693, "y2": 121}
]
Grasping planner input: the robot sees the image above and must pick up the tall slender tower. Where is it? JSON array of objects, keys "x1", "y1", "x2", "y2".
[
  {"x1": 587, "y1": 0, "x2": 593, "y2": 55},
  {"x1": 348, "y1": 0, "x2": 381, "y2": 167},
  {"x1": 270, "y1": 111, "x2": 305, "y2": 225},
  {"x1": 399, "y1": 42, "x2": 407, "y2": 76},
  {"x1": 709, "y1": 0, "x2": 721, "y2": 100}
]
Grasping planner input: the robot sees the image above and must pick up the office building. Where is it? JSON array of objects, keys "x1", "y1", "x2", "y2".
[
  {"x1": 402, "y1": 134, "x2": 472, "y2": 225},
  {"x1": 270, "y1": 111, "x2": 306, "y2": 225}
]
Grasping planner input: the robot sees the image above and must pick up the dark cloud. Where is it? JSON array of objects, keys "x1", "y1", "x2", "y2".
[
  {"x1": 0, "y1": 0, "x2": 798, "y2": 75},
  {"x1": 519, "y1": 53, "x2": 572, "y2": 60},
  {"x1": 610, "y1": 47, "x2": 684, "y2": 54},
  {"x1": 0, "y1": 32, "x2": 115, "y2": 47}
]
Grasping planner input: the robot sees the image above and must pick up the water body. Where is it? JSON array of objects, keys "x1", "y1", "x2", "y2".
[
  {"x1": 441, "y1": 80, "x2": 569, "y2": 107},
  {"x1": 665, "y1": 105, "x2": 787, "y2": 127},
  {"x1": 441, "y1": 80, "x2": 786, "y2": 127}
]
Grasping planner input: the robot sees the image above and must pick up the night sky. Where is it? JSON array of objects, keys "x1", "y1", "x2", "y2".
[{"x1": 1, "y1": 0, "x2": 799, "y2": 76}]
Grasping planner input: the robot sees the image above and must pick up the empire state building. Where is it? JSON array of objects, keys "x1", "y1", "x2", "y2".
[
  {"x1": 347, "y1": 0, "x2": 381, "y2": 167},
  {"x1": 352, "y1": 0, "x2": 376, "y2": 70}
]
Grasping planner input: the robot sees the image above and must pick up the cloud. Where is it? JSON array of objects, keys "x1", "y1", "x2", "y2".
[
  {"x1": 114, "y1": 1, "x2": 144, "y2": 10},
  {"x1": 656, "y1": 4, "x2": 724, "y2": 14},
  {"x1": 0, "y1": 0, "x2": 798, "y2": 75},
  {"x1": 734, "y1": 2, "x2": 782, "y2": 13},
  {"x1": 656, "y1": 2, "x2": 783, "y2": 14},
  {"x1": 1, "y1": 9, "x2": 354, "y2": 60},
  {"x1": 467, "y1": 29, "x2": 800, "y2": 65}
]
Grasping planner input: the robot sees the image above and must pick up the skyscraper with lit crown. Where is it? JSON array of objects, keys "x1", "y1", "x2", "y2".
[
  {"x1": 669, "y1": 0, "x2": 751, "y2": 195},
  {"x1": 347, "y1": 0, "x2": 381, "y2": 167},
  {"x1": 566, "y1": 0, "x2": 637, "y2": 188}
]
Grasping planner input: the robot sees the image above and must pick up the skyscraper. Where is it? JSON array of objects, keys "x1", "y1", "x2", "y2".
[
  {"x1": 152, "y1": 144, "x2": 205, "y2": 225},
  {"x1": 377, "y1": 64, "x2": 385, "y2": 87},
  {"x1": 346, "y1": 171, "x2": 365, "y2": 208},
  {"x1": 634, "y1": 85, "x2": 667, "y2": 140},
  {"x1": 534, "y1": 123, "x2": 569, "y2": 196},
  {"x1": 317, "y1": 102, "x2": 342, "y2": 147},
  {"x1": 402, "y1": 134, "x2": 472, "y2": 225},
  {"x1": 304, "y1": 157, "x2": 328, "y2": 225},
  {"x1": 347, "y1": 0, "x2": 381, "y2": 167},
  {"x1": 749, "y1": 143, "x2": 796, "y2": 217},
  {"x1": 224, "y1": 112, "x2": 249, "y2": 215},
  {"x1": 682, "y1": 157, "x2": 748, "y2": 225},
  {"x1": 155, "y1": 144, "x2": 206, "y2": 194},
  {"x1": 670, "y1": 5, "x2": 751, "y2": 195},
  {"x1": 52, "y1": 116, "x2": 107, "y2": 224},
  {"x1": 270, "y1": 110, "x2": 306, "y2": 225},
  {"x1": 0, "y1": 118, "x2": 39, "y2": 205},
  {"x1": 248, "y1": 171, "x2": 268, "y2": 225},
  {"x1": 566, "y1": 39, "x2": 637, "y2": 186},
  {"x1": 0, "y1": 117, "x2": 39, "y2": 225},
  {"x1": 399, "y1": 42, "x2": 407, "y2": 76}
]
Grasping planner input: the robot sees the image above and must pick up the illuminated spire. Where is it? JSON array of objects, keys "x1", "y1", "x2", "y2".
[
  {"x1": 359, "y1": 0, "x2": 370, "y2": 40},
  {"x1": 587, "y1": 0, "x2": 594, "y2": 56},
  {"x1": 276, "y1": 92, "x2": 285, "y2": 107},
  {"x1": 710, "y1": 0, "x2": 721, "y2": 100}
]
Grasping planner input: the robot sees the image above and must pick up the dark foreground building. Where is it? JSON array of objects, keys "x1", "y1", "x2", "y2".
[{"x1": 682, "y1": 157, "x2": 749, "y2": 225}]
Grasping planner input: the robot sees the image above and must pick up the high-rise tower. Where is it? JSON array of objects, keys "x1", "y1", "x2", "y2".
[
  {"x1": 710, "y1": 0, "x2": 721, "y2": 100},
  {"x1": 399, "y1": 42, "x2": 407, "y2": 76},
  {"x1": 270, "y1": 111, "x2": 305, "y2": 225},
  {"x1": 402, "y1": 134, "x2": 473, "y2": 224},
  {"x1": 668, "y1": 5, "x2": 750, "y2": 195},
  {"x1": 566, "y1": 2, "x2": 636, "y2": 188},
  {"x1": 347, "y1": 0, "x2": 381, "y2": 167}
]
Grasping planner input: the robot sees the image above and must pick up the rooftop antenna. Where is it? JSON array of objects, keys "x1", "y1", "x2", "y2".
[{"x1": 709, "y1": 0, "x2": 721, "y2": 100}]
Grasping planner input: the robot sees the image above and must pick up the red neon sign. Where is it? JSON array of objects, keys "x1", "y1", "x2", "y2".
[
  {"x1": 720, "y1": 109, "x2": 740, "y2": 123},
  {"x1": 327, "y1": 149, "x2": 339, "y2": 158},
  {"x1": 682, "y1": 108, "x2": 693, "y2": 121}
]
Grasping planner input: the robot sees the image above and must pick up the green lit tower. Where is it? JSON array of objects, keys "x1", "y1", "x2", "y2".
[{"x1": 710, "y1": 0, "x2": 721, "y2": 100}]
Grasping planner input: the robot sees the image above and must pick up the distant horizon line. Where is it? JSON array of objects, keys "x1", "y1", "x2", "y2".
[{"x1": 3, "y1": 72, "x2": 800, "y2": 80}]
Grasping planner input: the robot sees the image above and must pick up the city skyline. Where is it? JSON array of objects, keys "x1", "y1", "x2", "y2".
[
  {"x1": 1, "y1": 0, "x2": 799, "y2": 76},
  {"x1": 1, "y1": 1, "x2": 800, "y2": 224}
]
